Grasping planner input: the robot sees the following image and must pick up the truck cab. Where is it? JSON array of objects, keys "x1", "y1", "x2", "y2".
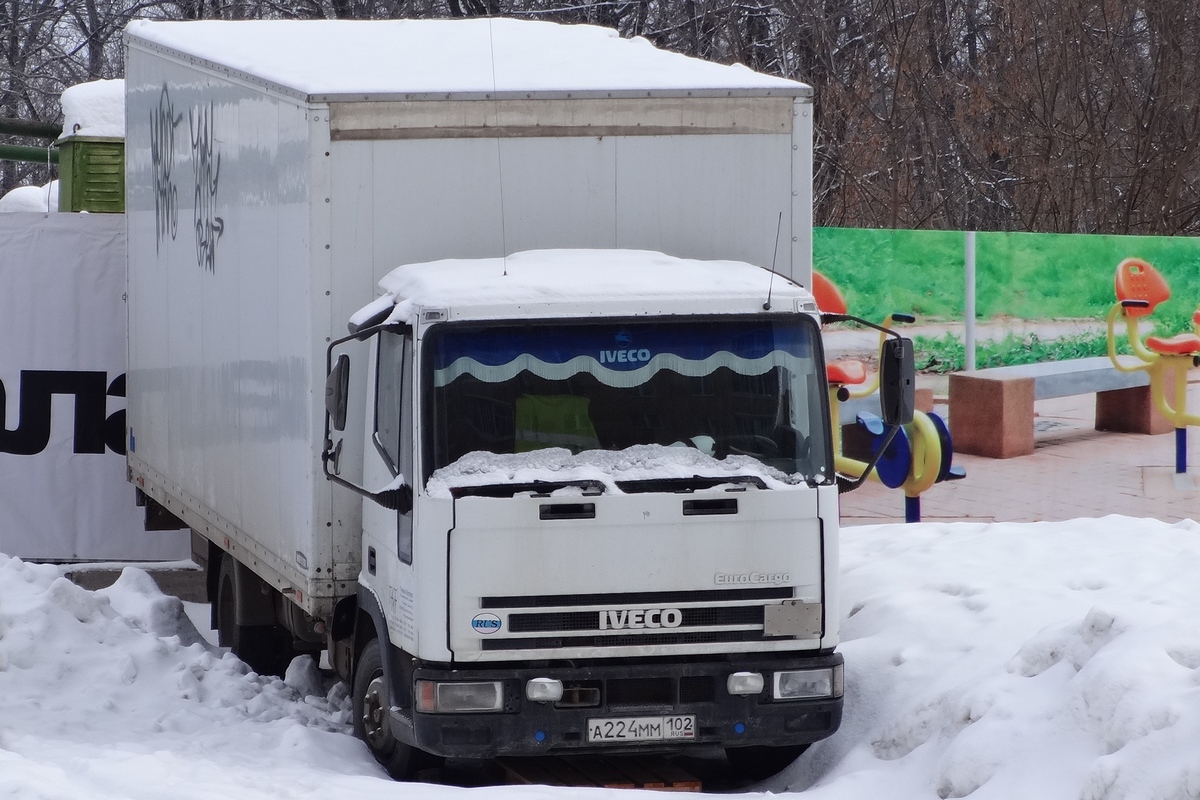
[{"x1": 324, "y1": 250, "x2": 845, "y2": 778}]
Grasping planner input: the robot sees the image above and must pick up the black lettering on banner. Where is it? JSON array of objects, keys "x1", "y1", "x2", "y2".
[{"x1": 0, "y1": 371, "x2": 126, "y2": 456}]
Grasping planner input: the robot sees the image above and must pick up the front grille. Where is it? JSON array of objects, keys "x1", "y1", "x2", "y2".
[
  {"x1": 608, "y1": 677, "x2": 672, "y2": 707},
  {"x1": 679, "y1": 676, "x2": 716, "y2": 704},
  {"x1": 481, "y1": 586, "x2": 791, "y2": 609},
  {"x1": 554, "y1": 676, "x2": 716, "y2": 710},
  {"x1": 509, "y1": 605, "x2": 763, "y2": 634},
  {"x1": 481, "y1": 628, "x2": 785, "y2": 651},
  {"x1": 476, "y1": 587, "x2": 804, "y2": 653}
]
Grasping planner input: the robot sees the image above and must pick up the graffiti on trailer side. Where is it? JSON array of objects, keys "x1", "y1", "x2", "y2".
[
  {"x1": 149, "y1": 85, "x2": 181, "y2": 253},
  {"x1": 147, "y1": 84, "x2": 224, "y2": 273},
  {"x1": 189, "y1": 101, "x2": 224, "y2": 273}
]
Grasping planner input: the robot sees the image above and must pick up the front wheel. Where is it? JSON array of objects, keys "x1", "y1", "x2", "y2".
[
  {"x1": 353, "y1": 638, "x2": 439, "y2": 780},
  {"x1": 725, "y1": 743, "x2": 809, "y2": 781}
]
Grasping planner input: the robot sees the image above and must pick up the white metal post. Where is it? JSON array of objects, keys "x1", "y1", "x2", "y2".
[{"x1": 964, "y1": 230, "x2": 977, "y2": 372}]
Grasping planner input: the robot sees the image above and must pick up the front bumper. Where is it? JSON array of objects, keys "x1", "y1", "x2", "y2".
[{"x1": 392, "y1": 652, "x2": 843, "y2": 758}]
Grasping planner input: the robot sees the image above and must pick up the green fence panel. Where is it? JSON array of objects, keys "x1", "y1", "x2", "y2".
[{"x1": 815, "y1": 227, "x2": 1200, "y2": 327}]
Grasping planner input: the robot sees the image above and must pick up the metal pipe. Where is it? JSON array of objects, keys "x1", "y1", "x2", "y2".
[
  {"x1": 905, "y1": 495, "x2": 921, "y2": 523},
  {"x1": 0, "y1": 118, "x2": 61, "y2": 140},
  {"x1": 964, "y1": 230, "x2": 977, "y2": 372},
  {"x1": 0, "y1": 143, "x2": 59, "y2": 164}
]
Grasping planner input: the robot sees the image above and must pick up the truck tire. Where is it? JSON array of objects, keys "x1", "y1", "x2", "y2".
[
  {"x1": 725, "y1": 744, "x2": 809, "y2": 781},
  {"x1": 216, "y1": 554, "x2": 294, "y2": 677},
  {"x1": 353, "y1": 638, "x2": 436, "y2": 780}
]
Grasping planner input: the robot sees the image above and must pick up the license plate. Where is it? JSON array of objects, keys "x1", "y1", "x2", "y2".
[{"x1": 587, "y1": 715, "x2": 696, "y2": 743}]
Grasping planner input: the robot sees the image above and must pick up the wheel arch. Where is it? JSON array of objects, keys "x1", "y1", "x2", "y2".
[{"x1": 355, "y1": 584, "x2": 404, "y2": 711}]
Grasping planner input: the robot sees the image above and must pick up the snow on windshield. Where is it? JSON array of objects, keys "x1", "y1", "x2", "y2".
[{"x1": 426, "y1": 444, "x2": 800, "y2": 498}]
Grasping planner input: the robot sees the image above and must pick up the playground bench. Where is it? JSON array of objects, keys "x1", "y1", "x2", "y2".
[{"x1": 948, "y1": 355, "x2": 1172, "y2": 458}]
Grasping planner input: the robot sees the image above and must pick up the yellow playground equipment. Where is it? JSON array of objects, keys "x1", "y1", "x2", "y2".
[
  {"x1": 813, "y1": 272, "x2": 963, "y2": 521},
  {"x1": 1106, "y1": 257, "x2": 1200, "y2": 474}
]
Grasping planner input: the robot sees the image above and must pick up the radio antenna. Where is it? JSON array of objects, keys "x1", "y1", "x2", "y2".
[
  {"x1": 488, "y1": 18, "x2": 509, "y2": 277},
  {"x1": 763, "y1": 211, "x2": 783, "y2": 310}
]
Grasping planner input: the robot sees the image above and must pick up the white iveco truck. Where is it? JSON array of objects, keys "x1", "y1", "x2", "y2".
[{"x1": 123, "y1": 18, "x2": 912, "y2": 780}]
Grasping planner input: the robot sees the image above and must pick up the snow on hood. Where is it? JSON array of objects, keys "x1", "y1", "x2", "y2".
[
  {"x1": 60, "y1": 79, "x2": 124, "y2": 138},
  {"x1": 426, "y1": 444, "x2": 799, "y2": 498}
]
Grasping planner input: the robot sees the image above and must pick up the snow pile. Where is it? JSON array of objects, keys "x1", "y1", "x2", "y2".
[
  {"x1": 0, "y1": 180, "x2": 57, "y2": 213},
  {"x1": 5, "y1": 516, "x2": 1200, "y2": 798},
  {"x1": 0, "y1": 557, "x2": 369, "y2": 796},
  {"x1": 127, "y1": 19, "x2": 806, "y2": 98},
  {"x1": 785, "y1": 516, "x2": 1200, "y2": 799},
  {"x1": 426, "y1": 444, "x2": 797, "y2": 498},
  {"x1": 363, "y1": 249, "x2": 806, "y2": 325},
  {"x1": 60, "y1": 79, "x2": 124, "y2": 138}
]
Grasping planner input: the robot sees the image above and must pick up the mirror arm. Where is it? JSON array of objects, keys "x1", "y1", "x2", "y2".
[
  {"x1": 323, "y1": 469, "x2": 413, "y2": 513},
  {"x1": 836, "y1": 424, "x2": 901, "y2": 494},
  {"x1": 322, "y1": 321, "x2": 416, "y2": 513},
  {"x1": 821, "y1": 313, "x2": 905, "y2": 343}
]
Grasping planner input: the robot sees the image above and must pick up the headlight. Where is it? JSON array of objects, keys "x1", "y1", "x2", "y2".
[
  {"x1": 526, "y1": 678, "x2": 564, "y2": 703},
  {"x1": 726, "y1": 671, "x2": 765, "y2": 696},
  {"x1": 772, "y1": 665, "x2": 843, "y2": 700},
  {"x1": 416, "y1": 680, "x2": 504, "y2": 713}
]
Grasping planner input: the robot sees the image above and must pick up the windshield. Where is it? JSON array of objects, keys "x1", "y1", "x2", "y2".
[{"x1": 423, "y1": 316, "x2": 831, "y2": 486}]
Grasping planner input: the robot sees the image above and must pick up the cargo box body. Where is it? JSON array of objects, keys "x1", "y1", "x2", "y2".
[{"x1": 123, "y1": 19, "x2": 813, "y2": 618}]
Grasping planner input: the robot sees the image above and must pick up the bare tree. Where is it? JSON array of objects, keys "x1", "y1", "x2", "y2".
[{"x1": 6, "y1": 0, "x2": 1200, "y2": 234}]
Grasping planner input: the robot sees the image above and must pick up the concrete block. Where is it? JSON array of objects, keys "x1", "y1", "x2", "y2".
[
  {"x1": 950, "y1": 372, "x2": 1035, "y2": 458},
  {"x1": 1095, "y1": 385, "x2": 1174, "y2": 434}
]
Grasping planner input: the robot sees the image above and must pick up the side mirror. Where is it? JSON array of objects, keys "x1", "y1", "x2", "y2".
[
  {"x1": 879, "y1": 337, "x2": 915, "y2": 427},
  {"x1": 326, "y1": 353, "x2": 350, "y2": 432}
]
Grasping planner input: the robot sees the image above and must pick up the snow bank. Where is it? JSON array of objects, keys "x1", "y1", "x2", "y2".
[
  {"x1": 0, "y1": 180, "x2": 57, "y2": 213},
  {"x1": 5, "y1": 516, "x2": 1200, "y2": 798},
  {"x1": 0, "y1": 556, "x2": 370, "y2": 796},
  {"x1": 60, "y1": 79, "x2": 124, "y2": 138},
  {"x1": 785, "y1": 515, "x2": 1200, "y2": 800}
]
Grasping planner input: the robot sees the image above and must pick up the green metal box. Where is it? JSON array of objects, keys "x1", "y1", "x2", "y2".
[{"x1": 56, "y1": 136, "x2": 124, "y2": 213}]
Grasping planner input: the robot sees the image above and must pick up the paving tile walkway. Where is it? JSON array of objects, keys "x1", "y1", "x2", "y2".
[{"x1": 838, "y1": 382, "x2": 1200, "y2": 526}]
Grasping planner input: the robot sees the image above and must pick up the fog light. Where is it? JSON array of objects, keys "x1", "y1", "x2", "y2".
[
  {"x1": 772, "y1": 667, "x2": 840, "y2": 700},
  {"x1": 526, "y1": 678, "x2": 564, "y2": 703},
  {"x1": 727, "y1": 671, "x2": 765, "y2": 696},
  {"x1": 416, "y1": 680, "x2": 504, "y2": 713}
]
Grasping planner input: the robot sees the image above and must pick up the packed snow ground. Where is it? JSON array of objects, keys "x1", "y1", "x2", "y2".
[{"x1": 3, "y1": 515, "x2": 1199, "y2": 799}]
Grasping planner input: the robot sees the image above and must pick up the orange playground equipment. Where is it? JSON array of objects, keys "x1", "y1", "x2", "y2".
[
  {"x1": 815, "y1": 272, "x2": 963, "y2": 521},
  {"x1": 1106, "y1": 258, "x2": 1200, "y2": 474}
]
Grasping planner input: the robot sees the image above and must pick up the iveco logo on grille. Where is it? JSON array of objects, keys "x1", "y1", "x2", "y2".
[
  {"x1": 715, "y1": 571, "x2": 791, "y2": 586},
  {"x1": 598, "y1": 608, "x2": 683, "y2": 630}
]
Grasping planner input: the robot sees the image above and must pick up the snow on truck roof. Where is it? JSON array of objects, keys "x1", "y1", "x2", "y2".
[
  {"x1": 124, "y1": 18, "x2": 810, "y2": 101},
  {"x1": 352, "y1": 249, "x2": 817, "y2": 326}
]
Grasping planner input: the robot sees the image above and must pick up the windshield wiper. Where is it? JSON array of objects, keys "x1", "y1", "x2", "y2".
[
  {"x1": 615, "y1": 475, "x2": 768, "y2": 494},
  {"x1": 449, "y1": 479, "x2": 606, "y2": 499}
]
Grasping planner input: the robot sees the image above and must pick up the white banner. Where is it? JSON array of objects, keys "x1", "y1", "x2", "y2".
[{"x1": 0, "y1": 213, "x2": 188, "y2": 561}]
